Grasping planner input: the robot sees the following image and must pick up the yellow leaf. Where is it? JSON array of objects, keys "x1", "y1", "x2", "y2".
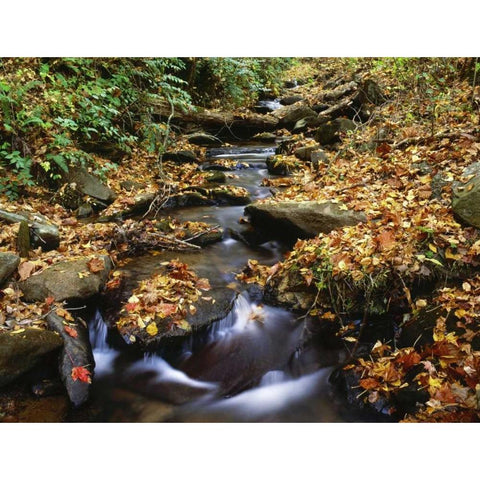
[
  {"x1": 433, "y1": 330, "x2": 444, "y2": 342},
  {"x1": 175, "y1": 319, "x2": 192, "y2": 331},
  {"x1": 128, "y1": 295, "x2": 140, "y2": 304},
  {"x1": 454, "y1": 309, "x2": 468, "y2": 319},
  {"x1": 428, "y1": 377, "x2": 442, "y2": 389},
  {"x1": 416, "y1": 299, "x2": 427, "y2": 308},
  {"x1": 445, "y1": 248, "x2": 462, "y2": 260},
  {"x1": 462, "y1": 282, "x2": 472, "y2": 292},
  {"x1": 428, "y1": 243, "x2": 437, "y2": 253},
  {"x1": 10, "y1": 328, "x2": 26, "y2": 334},
  {"x1": 344, "y1": 336, "x2": 357, "y2": 343},
  {"x1": 146, "y1": 322, "x2": 158, "y2": 336}
]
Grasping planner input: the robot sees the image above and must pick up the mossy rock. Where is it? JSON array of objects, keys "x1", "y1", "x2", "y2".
[{"x1": 0, "y1": 329, "x2": 63, "y2": 387}]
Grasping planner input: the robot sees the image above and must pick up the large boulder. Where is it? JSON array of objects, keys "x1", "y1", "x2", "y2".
[
  {"x1": 0, "y1": 210, "x2": 60, "y2": 252},
  {"x1": 0, "y1": 328, "x2": 63, "y2": 387},
  {"x1": 60, "y1": 166, "x2": 117, "y2": 205},
  {"x1": 0, "y1": 252, "x2": 20, "y2": 286},
  {"x1": 245, "y1": 200, "x2": 366, "y2": 243},
  {"x1": 452, "y1": 162, "x2": 480, "y2": 228},
  {"x1": 19, "y1": 255, "x2": 113, "y2": 303},
  {"x1": 314, "y1": 118, "x2": 356, "y2": 145},
  {"x1": 271, "y1": 104, "x2": 317, "y2": 129},
  {"x1": 47, "y1": 312, "x2": 94, "y2": 407}
]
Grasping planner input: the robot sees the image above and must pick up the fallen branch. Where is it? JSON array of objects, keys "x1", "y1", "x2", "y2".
[
  {"x1": 184, "y1": 225, "x2": 221, "y2": 242},
  {"x1": 392, "y1": 128, "x2": 479, "y2": 149}
]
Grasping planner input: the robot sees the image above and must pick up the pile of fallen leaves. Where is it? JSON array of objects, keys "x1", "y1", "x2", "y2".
[
  {"x1": 349, "y1": 273, "x2": 480, "y2": 422},
  {"x1": 116, "y1": 259, "x2": 211, "y2": 342}
]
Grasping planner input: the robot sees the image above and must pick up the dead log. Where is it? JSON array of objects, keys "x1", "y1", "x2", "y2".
[{"x1": 149, "y1": 100, "x2": 279, "y2": 135}]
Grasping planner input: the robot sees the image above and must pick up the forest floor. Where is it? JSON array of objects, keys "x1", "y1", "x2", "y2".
[{"x1": 2, "y1": 58, "x2": 480, "y2": 422}]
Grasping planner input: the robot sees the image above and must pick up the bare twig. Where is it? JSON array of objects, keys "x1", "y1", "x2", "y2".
[{"x1": 184, "y1": 224, "x2": 221, "y2": 242}]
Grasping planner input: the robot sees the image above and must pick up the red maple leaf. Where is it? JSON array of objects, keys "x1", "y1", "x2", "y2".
[
  {"x1": 64, "y1": 325, "x2": 78, "y2": 338},
  {"x1": 71, "y1": 366, "x2": 92, "y2": 384},
  {"x1": 125, "y1": 302, "x2": 138, "y2": 312},
  {"x1": 45, "y1": 296, "x2": 55, "y2": 306}
]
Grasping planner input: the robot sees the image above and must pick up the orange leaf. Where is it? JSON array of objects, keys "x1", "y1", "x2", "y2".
[
  {"x1": 71, "y1": 366, "x2": 91, "y2": 384},
  {"x1": 359, "y1": 378, "x2": 380, "y2": 390},
  {"x1": 395, "y1": 350, "x2": 421, "y2": 369},
  {"x1": 87, "y1": 257, "x2": 105, "y2": 273},
  {"x1": 45, "y1": 296, "x2": 55, "y2": 306},
  {"x1": 64, "y1": 325, "x2": 78, "y2": 338}
]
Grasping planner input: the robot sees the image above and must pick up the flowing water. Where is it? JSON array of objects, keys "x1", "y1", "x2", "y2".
[{"x1": 80, "y1": 144, "x2": 354, "y2": 422}]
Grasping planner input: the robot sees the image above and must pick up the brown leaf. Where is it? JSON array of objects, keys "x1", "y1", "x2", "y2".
[
  {"x1": 196, "y1": 277, "x2": 211, "y2": 291},
  {"x1": 87, "y1": 257, "x2": 105, "y2": 273},
  {"x1": 395, "y1": 350, "x2": 421, "y2": 369},
  {"x1": 375, "y1": 230, "x2": 395, "y2": 251},
  {"x1": 18, "y1": 261, "x2": 36, "y2": 281}
]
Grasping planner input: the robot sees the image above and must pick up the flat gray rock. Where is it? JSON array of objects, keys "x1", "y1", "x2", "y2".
[
  {"x1": 245, "y1": 200, "x2": 366, "y2": 243},
  {"x1": 20, "y1": 255, "x2": 113, "y2": 303}
]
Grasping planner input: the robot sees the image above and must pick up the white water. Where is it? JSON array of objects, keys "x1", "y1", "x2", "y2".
[
  {"x1": 89, "y1": 309, "x2": 118, "y2": 376},
  {"x1": 259, "y1": 370, "x2": 289, "y2": 386},
  {"x1": 192, "y1": 369, "x2": 335, "y2": 421},
  {"x1": 131, "y1": 354, "x2": 217, "y2": 392}
]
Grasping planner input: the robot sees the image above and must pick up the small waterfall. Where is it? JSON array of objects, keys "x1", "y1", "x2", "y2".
[
  {"x1": 89, "y1": 309, "x2": 109, "y2": 352},
  {"x1": 259, "y1": 370, "x2": 289, "y2": 386},
  {"x1": 208, "y1": 292, "x2": 253, "y2": 340},
  {"x1": 89, "y1": 309, "x2": 118, "y2": 376},
  {"x1": 179, "y1": 292, "x2": 257, "y2": 359}
]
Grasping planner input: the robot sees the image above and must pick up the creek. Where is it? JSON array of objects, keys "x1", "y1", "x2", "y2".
[{"x1": 74, "y1": 144, "x2": 366, "y2": 422}]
